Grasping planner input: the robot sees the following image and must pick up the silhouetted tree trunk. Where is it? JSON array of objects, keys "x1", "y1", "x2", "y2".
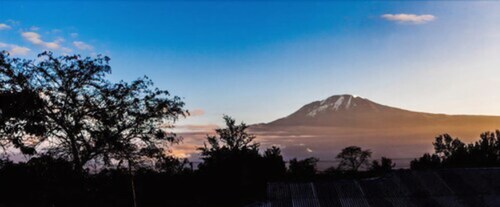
[{"x1": 129, "y1": 160, "x2": 137, "y2": 207}]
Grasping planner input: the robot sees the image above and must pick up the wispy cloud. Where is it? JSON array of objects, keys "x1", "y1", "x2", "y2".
[
  {"x1": 381, "y1": 13, "x2": 436, "y2": 24},
  {"x1": 174, "y1": 124, "x2": 218, "y2": 133},
  {"x1": 21, "y1": 32, "x2": 62, "y2": 49},
  {"x1": 3, "y1": 23, "x2": 97, "y2": 55},
  {"x1": 189, "y1": 109, "x2": 205, "y2": 117},
  {"x1": 10, "y1": 46, "x2": 31, "y2": 55},
  {"x1": 0, "y1": 42, "x2": 31, "y2": 56},
  {"x1": 0, "y1": 23, "x2": 11, "y2": 30},
  {"x1": 73, "y1": 41, "x2": 93, "y2": 51},
  {"x1": 22, "y1": 32, "x2": 43, "y2": 44}
]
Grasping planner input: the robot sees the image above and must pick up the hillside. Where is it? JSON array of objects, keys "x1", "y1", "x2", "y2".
[{"x1": 251, "y1": 95, "x2": 500, "y2": 165}]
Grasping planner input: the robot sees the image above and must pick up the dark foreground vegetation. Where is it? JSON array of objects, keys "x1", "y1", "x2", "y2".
[
  {"x1": 1, "y1": 51, "x2": 500, "y2": 206},
  {"x1": 411, "y1": 131, "x2": 500, "y2": 169},
  {"x1": 0, "y1": 115, "x2": 392, "y2": 207}
]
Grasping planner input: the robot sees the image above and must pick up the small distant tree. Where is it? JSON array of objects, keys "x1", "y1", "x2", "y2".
[
  {"x1": 370, "y1": 157, "x2": 395, "y2": 173},
  {"x1": 467, "y1": 131, "x2": 500, "y2": 166},
  {"x1": 433, "y1": 134, "x2": 465, "y2": 159},
  {"x1": 410, "y1": 153, "x2": 441, "y2": 170},
  {"x1": 336, "y1": 146, "x2": 371, "y2": 172},
  {"x1": 264, "y1": 146, "x2": 283, "y2": 159},
  {"x1": 199, "y1": 115, "x2": 259, "y2": 156},
  {"x1": 288, "y1": 157, "x2": 319, "y2": 177}
]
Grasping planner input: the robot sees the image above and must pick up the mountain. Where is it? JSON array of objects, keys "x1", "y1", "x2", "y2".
[
  {"x1": 251, "y1": 94, "x2": 500, "y2": 166},
  {"x1": 268, "y1": 94, "x2": 429, "y2": 127},
  {"x1": 265, "y1": 94, "x2": 500, "y2": 128}
]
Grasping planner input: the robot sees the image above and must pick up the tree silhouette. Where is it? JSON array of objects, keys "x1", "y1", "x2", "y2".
[
  {"x1": 197, "y1": 116, "x2": 286, "y2": 205},
  {"x1": 410, "y1": 153, "x2": 441, "y2": 170},
  {"x1": 468, "y1": 131, "x2": 500, "y2": 166},
  {"x1": 370, "y1": 157, "x2": 395, "y2": 173},
  {"x1": 288, "y1": 157, "x2": 319, "y2": 178},
  {"x1": 197, "y1": 117, "x2": 286, "y2": 176},
  {"x1": 0, "y1": 51, "x2": 186, "y2": 173},
  {"x1": 433, "y1": 134, "x2": 465, "y2": 159},
  {"x1": 198, "y1": 115, "x2": 260, "y2": 171},
  {"x1": 199, "y1": 115, "x2": 259, "y2": 155},
  {"x1": 412, "y1": 131, "x2": 500, "y2": 169},
  {"x1": 336, "y1": 146, "x2": 372, "y2": 172},
  {"x1": 262, "y1": 146, "x2": 287, "y2": 179}
]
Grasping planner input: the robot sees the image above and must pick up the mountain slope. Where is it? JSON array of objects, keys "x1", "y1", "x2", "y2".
[
  {"x1": 251, "y1": 95, "x2": 500, "y2": 164},
  {"x1": 266, "y1": 94, "x2": 499, "y2": 128}
]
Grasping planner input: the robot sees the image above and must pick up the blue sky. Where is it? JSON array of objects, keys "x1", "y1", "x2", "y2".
[{"x1": 1, "y1": 1, "x2": 500, "y2": 126}]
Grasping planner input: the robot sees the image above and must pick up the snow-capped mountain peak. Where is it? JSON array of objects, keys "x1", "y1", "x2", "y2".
[
  {"x1": 268, "y1": 94, "x2": 419, "y2": 126},
  {"x1": 307, "y1": 95, "x2": 359, "y2": 117}
]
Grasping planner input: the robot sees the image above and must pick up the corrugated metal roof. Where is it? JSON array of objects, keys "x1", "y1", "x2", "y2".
[{"x1": 258, "y1": 168, "x2": 500, "y2": 207}]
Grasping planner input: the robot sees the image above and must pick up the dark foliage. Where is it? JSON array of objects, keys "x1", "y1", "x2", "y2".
[
  {"x1": 0, "y1": 51, "x2": 187, "y2": 173},
  {"x1": 0, "y1": 52, "x2": 47, "y2": 155},
  {"x1": 370, "y1": 157, "x2": 395, "y2": 174},
  {"x1": 0, "y1": 156, "x2": 86, "y2": 206},
  {"x1": 263, "y1": 146, "x2": 287, "y2": 179},
  {"x1": 336, "y1": 146, "x2": 372, "y2": 172},
  {"x1": 0, "y1": 156, "x2": 205, "y2": 207},
  {"x1": 411, "y1": 131, "x2": 500, "y2": 169},
  {"x1": 197, "y1": 116, "x2": 287, "y2": 206},
  {"x1": 288, "y1": 157, "x2": 319, "y2": 178},
  {"x1": 411, "y1": 153, "x2": 442, "y2": 170},
  {"x1": 154, "y1": 155, "x2": 191, "y2": 175}
]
